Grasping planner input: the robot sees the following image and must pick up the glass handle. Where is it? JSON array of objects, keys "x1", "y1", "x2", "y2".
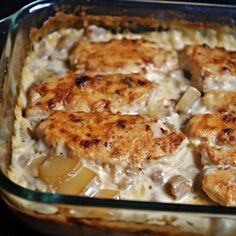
[
  {"x1": 0, "y1": 18, "x2": 11, "y2": 58},
  {"x1": 0, "y1": 18, "x2": 11, "y2": 108}
]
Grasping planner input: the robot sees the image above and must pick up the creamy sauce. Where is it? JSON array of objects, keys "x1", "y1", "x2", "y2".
[{"x1": 9, "y1": 24, "x2": 236, "y2": 205}]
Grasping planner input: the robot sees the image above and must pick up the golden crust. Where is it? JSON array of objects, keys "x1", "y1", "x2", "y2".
[
  {"x1": 26, "y1": 72, "x2": 75, "y2": 117},
  {"x1": 203, "y1": 90, "x2": 236, "y2": 112},
  {"x1": 202, "y1": 167, "x2": 236, "y2": 207},
  {"x1": 69, "y1": 39, "x2": 178, "y2": 74},
  {"x1": 200, "y1": 144, "x2": 236, "y2": 166},
  {"x1": 187, "y1": 113, "x2": 236, "y2": 207},
  {"x1": 66, "y1": 73, "x2": 158, "y2": 113},
  {"x1": 186, "y1": 112, "x2": 236, "y2": 166},
  {"x1": 179, "y1": 45, "x2": 236, "y2": 91},
  {"x1": 26, "y1": 72, "x2": 159, "y2": 116},
  {"x1": 186, "y1": 112, "x2": 236, "y2": 147},
  {"x1": 36, "y1": 111, "x2": 186, "y2": 169}
]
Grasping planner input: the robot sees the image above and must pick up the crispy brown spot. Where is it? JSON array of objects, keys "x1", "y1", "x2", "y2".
[
  {"x1": 222, "y1": 66, "x2": 231, "y2": 73},
  {"x1": 123, "y1": 77, "x2": 133, "y2": 88},
  {"x1": 115, "y1": 89, "x2": 121, "y2": 95},
  {"x1": 222, "y1": 128, "x2": 233, "y2": 135},
  {"x1": 156, "y1": 133, "x2": 184, "y2": 153},
  {"x1": 75, "y1": 76, "x2": 90, "y2": 88},
  {"x1": 143, "y1": 58, "x2": 153, "y2": 64},
  {"x1": 80, "y1": 139, "x2": 100, "y2": 148},
  {"x1": 222, "y1": 114, "x2": 236, "y2": 123},
  {"x1": 160, "y1": 127, "x2": 168, "y2": 134},
  {"x1": 69, "y1": 114, "x2": 81, "y2": 122},
  {"x1": 117, "y1": 120, "x2": 126, "y2": 129},
  {"x1": 145, "y1": 125, "x2": 151, "y2": 131},
  {"x1": 172, "y1": 134, "x2": 184, "y2": 146},
  {"x1": 146, "y1": 155, "x2": 160, "y2": 161},
  {"x1": 48, "y1": 101, "x2": 56, "y2": 109},
  {"x1": 104, "y1": 100, "x2": 111, "y2": 109},
  {"x1": 104, "y1": 142, "x2": 108, "y2": 147},
  {"x1": 137, "y1": 80, "x2": 147, "y2": 86},
  {"x1": 60, "y1": 128, "x2": 66, "y2": 133},
  {"x1": 202, "y1": 43, "x2": 210, "y2": 48},
  {"x1": 95, "y1": 75, "x2": 103, "y2": 80}
]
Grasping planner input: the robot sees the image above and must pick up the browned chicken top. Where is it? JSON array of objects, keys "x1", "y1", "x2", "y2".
[
  {"x1": 179, "y1": 45, "x2": 236, "y2": 91},
  {"x1": 202, "y1": 166, "x2": 236, "y2": 207},
  {"x1": 187, "y1": 112, "x2": 236, "y2": 147},
  {"x1": 26, "y1": 72, "x2": 75, "y2": 117},
  {"x1": 36, "y1": 111, "x2": 187, "y2": 170},
  {"x1": 69, "y1": 39, "x2": 178, "y2": 75},
  {"x1": 26, "y1": 72, "x2": 160, "y2": 117},
  {"x1": 66, "y1": 73, "x2": 159, "y2": 114},
  {"x1": 186, "y1": 112, "x2": 236, "y2": 166},
  {"x1": 203, "y1": 90, "x2": 236, "y2": 112}
]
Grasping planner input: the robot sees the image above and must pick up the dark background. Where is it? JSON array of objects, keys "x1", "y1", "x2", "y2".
[
  {"x1": 0, "y1": 198, "x2": 43, "y2": 236},
  {"x1": 1, "y1": 0, "x2": 236, "y2": 19},
  {"x1": 0, "y1": 0, "x2": 235, "y2": 235}
]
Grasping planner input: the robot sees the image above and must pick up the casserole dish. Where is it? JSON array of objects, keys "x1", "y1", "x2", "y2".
[{"x1": 0, "y1": 0, "x2": 236, "y2": 235}]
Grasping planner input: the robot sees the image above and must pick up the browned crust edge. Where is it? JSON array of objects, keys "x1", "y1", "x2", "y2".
[{"x1": 30, "y1": 12, "x2": 236, "y2": 47}]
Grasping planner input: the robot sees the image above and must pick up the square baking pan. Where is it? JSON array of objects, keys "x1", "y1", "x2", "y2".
[{"x1": 0, "y1": 0, "x2": 236, "y2": 235}]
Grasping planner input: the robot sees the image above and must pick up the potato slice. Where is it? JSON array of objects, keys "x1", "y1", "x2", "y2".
[
  {"x1": 57, "y1": 166, "x2": 97, "y2": 195},
  {"x1": 27, "y1": 156, "x2": 45, "y2": 177},
  {"x1": 90, "y1": 189, "x2": 119, "y2": 219},
  {"x1": 176, "y1": 86, "x2": 201, "y2": 113},
  {"x1": 38, "y1": 156, "x2": 79, "y2": 186},
  {"x1": 95, "y1": 189, "x2": 119, "y2": 199}
]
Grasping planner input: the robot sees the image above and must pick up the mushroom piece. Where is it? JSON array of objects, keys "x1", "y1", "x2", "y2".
[
  {"x1": 166, "y1": 175, "x2": 192, "y2": 200},
  {"x1": 150, "y1": 171, "x2": 164, "y2": 185}
]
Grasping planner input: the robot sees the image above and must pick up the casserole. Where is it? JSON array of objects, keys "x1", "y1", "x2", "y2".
[{"x1": 0, "y1": 0, "x2": 236, "y2": 235}]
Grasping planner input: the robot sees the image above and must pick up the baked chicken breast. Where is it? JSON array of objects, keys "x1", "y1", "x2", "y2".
[
  {"x1": 36, "y1": 111, "x2": 187, "y2": 170},
  {"x1": 179, "y1": 45, "x2": 236, "y2": 91},
  {"x1": 186, "y1": 112, "x2": 236, "y2": 166},
  {"x1": 187, "y1": 112, "x2": 236, "y2": 206},
  {"x1": 203, "y1": 90, "x2": 236, "y2": 112},
  {"x1": 26, "y1": 72, "x2": 160, "y2": 117},
  {"x1": 69, "y1": 39, "x2": 178, "y2": 75},
  {"x1": 202, "y1": 166, "x2": 236, "y2": 207}
]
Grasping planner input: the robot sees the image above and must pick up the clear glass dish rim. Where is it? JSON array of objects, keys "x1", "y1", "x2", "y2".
[
  {"x1": 0, "y1": 0, "x2": 236, "y2": 215},
  {"x1": 1, "y1": 0, "x2": 236, "y2": 24}
]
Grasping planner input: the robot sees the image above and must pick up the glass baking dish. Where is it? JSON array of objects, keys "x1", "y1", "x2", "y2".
[{"x1": 0, "y1": 0, "x2": 236, "y2": 235}]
